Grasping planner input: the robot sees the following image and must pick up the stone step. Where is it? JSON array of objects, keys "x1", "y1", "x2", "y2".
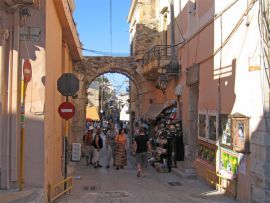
[{"x1": 172, "y1": 163, "x2": 197, "y2": 179}]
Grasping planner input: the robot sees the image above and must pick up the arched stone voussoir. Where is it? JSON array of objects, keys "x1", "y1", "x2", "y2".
[
  {"x1": 74, "y1": 56, "x2": 144, "y2": 94},
  {"x1": 72, "y1": 56, "x2": 145, "y2": 140}
]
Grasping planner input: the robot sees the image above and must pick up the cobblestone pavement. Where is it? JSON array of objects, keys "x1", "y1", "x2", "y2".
[{"x1": 56, "y1": 143, "x2": 238, "y2": 203}]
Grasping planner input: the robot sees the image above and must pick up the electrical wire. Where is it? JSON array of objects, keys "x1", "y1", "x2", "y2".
[{"x1": 195, "y1": 0, "x2": 258, "y2": 65}]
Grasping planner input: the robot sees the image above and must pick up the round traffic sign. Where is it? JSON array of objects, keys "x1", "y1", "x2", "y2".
[
  {"x1": 58, "y1": 102, "x2": 75, "y2": 120},
  {"x1": 23, "y1": 59, "x2": 32, "y2": 83}
]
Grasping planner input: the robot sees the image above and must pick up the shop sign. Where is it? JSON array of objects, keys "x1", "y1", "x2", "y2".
[{"x1": 20, "y1": 26, "x2": 41, "y2": 42}]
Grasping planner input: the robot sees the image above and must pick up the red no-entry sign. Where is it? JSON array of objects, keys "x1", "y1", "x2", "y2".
[
  {"x1": 58, "y1": 102, "x2": 75, "y2": 120},
  {"x1": 23, "y1": 59, "x2": 32, "y2": 83}
]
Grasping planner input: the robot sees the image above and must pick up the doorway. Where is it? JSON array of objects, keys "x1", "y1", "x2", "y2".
[{"x1": 188, "y1": 83, "x2": 199, "y2": 161}]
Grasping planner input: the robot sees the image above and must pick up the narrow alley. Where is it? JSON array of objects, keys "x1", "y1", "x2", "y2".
[{"x1": 56, "y1": 137, "x2": 237, "y2": 203}]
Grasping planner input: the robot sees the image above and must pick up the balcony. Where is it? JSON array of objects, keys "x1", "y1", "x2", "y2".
[
  {"x1": 142, "y1": 45, "x2": 180, "y2": 80},
  {"x1": 142, "y1": 45, "x2": 172, "y2": 80}
]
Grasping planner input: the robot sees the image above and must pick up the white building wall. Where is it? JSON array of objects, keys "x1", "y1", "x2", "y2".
[{"x1": 214, "y1": 1, "x2": 269, "y2": 202}]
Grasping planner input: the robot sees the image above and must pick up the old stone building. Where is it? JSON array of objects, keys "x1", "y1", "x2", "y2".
[
  {"x1": 128, "y1": 0, "x2": 270, "y2": 202},
  {"x1": 0, "y1": 0, "x2": 82, "y2": 198}
]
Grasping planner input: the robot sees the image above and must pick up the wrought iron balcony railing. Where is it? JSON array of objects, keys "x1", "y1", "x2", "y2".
[
  {"x1": 165, "y1": 61, "x2": 180, "y2": 75},
  {"x1": 142, "y1": 45, "x2": 171, "y2": 65}
]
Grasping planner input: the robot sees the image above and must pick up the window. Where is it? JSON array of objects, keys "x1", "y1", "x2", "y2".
[
  {"x1": 198, "y1": 110, "x2": 218, "y2": 144},
  {"x1": 162, "y1": 13, "x2": 168, "y2": 46},
  {"x1": 198, "y1": 114, "x2": 206, "y2": 138},
  {"x1": 209, "y1": 115, "x2": 217, "y2": 141}
]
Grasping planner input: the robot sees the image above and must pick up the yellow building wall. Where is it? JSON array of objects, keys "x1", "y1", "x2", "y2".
[{"x1": 44, "y1": 0, "x2": 64, "y2": 190}]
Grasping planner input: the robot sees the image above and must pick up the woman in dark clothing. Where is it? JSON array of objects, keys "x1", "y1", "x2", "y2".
[{"x1": 133, "y1": 127, "x2": 151, "y2": 177}]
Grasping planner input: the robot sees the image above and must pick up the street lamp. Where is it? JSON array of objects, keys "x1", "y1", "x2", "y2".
[{"x1": 158, "y1": 74, "x2": 168, "y2": 94}]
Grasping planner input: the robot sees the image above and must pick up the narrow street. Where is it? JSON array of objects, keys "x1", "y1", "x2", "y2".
[{"x1": 56, "y1": 136, "x2": 237, "y2": 203}]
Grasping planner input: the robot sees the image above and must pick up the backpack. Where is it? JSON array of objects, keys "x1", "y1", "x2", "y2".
[
  {"x1": 93, "y1": 135, "x2": 103, "y2": 149},
  {"x1": 98, "y1": 136, "x2": 103, "y2": 148}
]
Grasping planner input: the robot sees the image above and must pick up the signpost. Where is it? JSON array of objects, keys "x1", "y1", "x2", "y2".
[
  {"x1": 57, "y1": 73, "x2": 79, "y2": 188},
  {"x1": 57, "y1": 73, "x2": 79, "y2": 96},
  {"x1": 20, "y1": 59, "x2": 32, "y2": 191},
  {"x1": 58, "y1": 102, "x2": 75, "y2": 120}
]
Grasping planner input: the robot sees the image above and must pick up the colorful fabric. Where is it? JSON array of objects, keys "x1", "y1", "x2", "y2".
[
  {"x1": 114, "y1": 143, "x2": 127, "y2": 166},
  {"x1": 115, "y1": 134, "x2": 126, "y2": 145}
]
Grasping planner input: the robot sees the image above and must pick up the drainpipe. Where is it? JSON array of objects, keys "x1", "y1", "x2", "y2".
[{"x1": 169, "y1": 0, "x2": 176, "y2": 61}]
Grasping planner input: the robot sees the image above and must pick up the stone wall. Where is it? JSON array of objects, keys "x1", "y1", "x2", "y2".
[{"x1": 72, "y1": 56, "x2": 144, "y2": 141}]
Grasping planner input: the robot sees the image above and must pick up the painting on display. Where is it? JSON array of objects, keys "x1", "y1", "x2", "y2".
[
  {"x1": 220, "y1": 115, "x2": 232, "y2": 147},
  {"x1": 220, "y1": 148, "x2": 238, "y2": 179},
  {"x1": 198, "y1": 140, "x2": 216, "y2": 166},
  {"x1": 232, "y1": 113, "x2": 250, "y2": 153}
]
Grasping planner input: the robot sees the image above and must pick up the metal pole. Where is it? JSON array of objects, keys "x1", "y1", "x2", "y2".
[
  {"x1": 64, "y1": 96, "x2": 68, "y2": 189},
  {"x1": 19, "y1": 81, "x2": 26, "y2": 191}
]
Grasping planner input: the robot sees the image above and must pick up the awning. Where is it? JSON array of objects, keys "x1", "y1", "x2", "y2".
[
  {"x1": 86, "y1": 106, "x2": 100, "y2": 121},
  {"x1": 144, "y1": 99, "x2": 176, "y2": 120}
]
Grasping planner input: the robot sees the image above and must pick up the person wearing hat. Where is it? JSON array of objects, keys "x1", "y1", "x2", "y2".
[{"x1": 83, "y1": 126, "x2": 94, "y2": 165}]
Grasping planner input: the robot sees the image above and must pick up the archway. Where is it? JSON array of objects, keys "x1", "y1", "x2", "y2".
[{"x1": 71, "y1": 56, "x2": 144, "y2": 142}]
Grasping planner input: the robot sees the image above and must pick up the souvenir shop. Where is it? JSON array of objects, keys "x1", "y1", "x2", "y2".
[
  {"x1": 147, "y1": 103, "x2": 184, "y2": 173},
  {"x1": 195, "y1": 111, "x2": 250, "y2": 199}
]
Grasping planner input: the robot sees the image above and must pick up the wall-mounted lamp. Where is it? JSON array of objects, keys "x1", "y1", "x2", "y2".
[
  {"x1": 158, "y1": 74, "x2": 168, "y2": 94},
  {"x1": 174, "y1": 84, "x2": 183, "y2": 101}
]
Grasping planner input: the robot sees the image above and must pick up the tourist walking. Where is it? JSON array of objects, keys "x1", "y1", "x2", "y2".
[
  {"x1": 133, "y1": 127, "x2": 151, "y2": 177},
  {"x1": 93, "y1": 128, "x2": 103, "y2": 168},
  {"x1": 106, "y1": 123, "x2": 117, "y2": 168},
  {"x1": 83, "y1": 126, "x2": 94, "y2": 165},
  {"x1": 114, "y1": 128, "x2": 127, "y2": 170}
]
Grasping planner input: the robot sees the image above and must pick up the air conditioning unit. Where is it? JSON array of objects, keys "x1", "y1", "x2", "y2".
[{"x1": 4, "y1": 0, "x2": 35, "y2": 7}]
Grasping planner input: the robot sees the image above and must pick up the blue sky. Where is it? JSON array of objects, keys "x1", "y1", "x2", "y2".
[
  {"x1": 73, "y1": 0, "x2": 131, "y2": 93},
  {"x1": 74, "y1": 0, "x2": 131, "y2": 56}
]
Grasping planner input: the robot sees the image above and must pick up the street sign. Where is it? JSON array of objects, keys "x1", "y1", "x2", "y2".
[
  {"x1": 58, "y1": 102, "x2": 75, "y2": 120},
  {"x1": 23, "y1": 59, "x2": 32, "y2": 83},
  {"x1": 57, "y1": 73, "x2": 79, "y2": 96}
]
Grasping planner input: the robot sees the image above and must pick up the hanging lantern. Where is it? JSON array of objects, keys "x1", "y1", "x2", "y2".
[{"x1": 158, "y1": 74, "x2": 168, "y2": 94}]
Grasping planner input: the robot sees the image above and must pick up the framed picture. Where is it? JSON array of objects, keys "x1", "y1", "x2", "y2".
[
  {"x1": 220, "y1": 115, "x2": 232, "y2": 148},
  {"x1": 198, "y1": 140, "x2": 217, "y2": 166},
  {"x1": 231, "y1": 113, "x2": 250, "y2": 153},
  {"x1": 219, "y1": 147, "x2": 238, "y2": 180}
]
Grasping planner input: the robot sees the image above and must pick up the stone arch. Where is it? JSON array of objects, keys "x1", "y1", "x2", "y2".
[{"x1": 71, "y1": 56, "x2": 144, "y2": 142}]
